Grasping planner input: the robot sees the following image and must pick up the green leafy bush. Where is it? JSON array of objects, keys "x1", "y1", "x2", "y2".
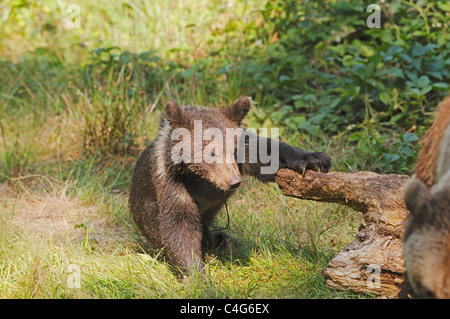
[{"x1": 241, "y1": 0, "x2": 449, "y2": 138}]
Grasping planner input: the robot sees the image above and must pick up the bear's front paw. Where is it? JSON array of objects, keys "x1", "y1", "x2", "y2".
[
  {"x1": 284, "y1": 150, "x2": 331, "y2": 176},
  {"x1": 308, "y1": 152, "x2": 332, "y2": 173}
]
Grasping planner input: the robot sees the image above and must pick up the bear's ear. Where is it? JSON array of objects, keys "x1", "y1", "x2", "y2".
[
  {"x1": 221, "y1": 96, "x2": 251, "y2": 126},
  {"x1": 164, "y1": 101, "x2": 191, "y2": 129},
  {"x1": 403, "y1": 178, "x2": 431, "y2": 221}
]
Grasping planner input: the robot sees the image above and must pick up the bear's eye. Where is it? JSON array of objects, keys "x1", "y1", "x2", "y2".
[{"x1": 210, "y1": 151, "x2": 216, "y2": 157}]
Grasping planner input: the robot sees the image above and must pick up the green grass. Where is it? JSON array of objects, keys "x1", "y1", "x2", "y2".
[{"x1": 0, "y1": 0, "x2": 385, "y2": 299}]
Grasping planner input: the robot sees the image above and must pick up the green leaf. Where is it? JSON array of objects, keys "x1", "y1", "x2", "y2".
[
  {"x1": 279, "y1": 75, "x2": 292, "y2": 82},
  {"x1": 416, "y1": 76, "x2": 430, "y2": 89},
  {"x1": 400, "y1": 146, "x2": 414, "y2": 157},
  {"x1": 402, "y1": 133, "x2": 419, "y2": 143},
  {"x1": 420, "y1": 85, "x2": 432, "y2": 95},
  {"x1": 348, "y1": 132, "x2": 362, "y2": 141},
  {"x1": 379, "y1": 91, "x2": 390, "y2": 105},
  {"x1": 390, "y1": 113, "x2": 404, "y2": 123},
  {"x1": 294, "y1": 99, "x2": 305, "y2": 109},
  {"x1": 329, "y1": 98, "x2": 341, "y2": 109},
  {"x1": 292, "y1": 115, "x2": 306, "y2": 124},
  {"x1": 428, "y1": 71, "x2": 443, "y2": 80},
  {"x1": 411, "y1": 43, "x2": 432, "y2": 57},
  {"x1": 432, "y1": 82, "x2": 449, "y2": 89},
  {"x1": 438, "y1": 2, "x2": 450, "y2": 11},
  {"x1": 388, "y1": 68, "x2": 405, "y2": 78},
  {"x1": 367, "y1": 79, "x2": 384, "y2": 90},
  {"x1": 384, "y1": 153, "x2": 400, "y2": 163},
  {"x1": 74, "y1": 218, "x2": 95, "y2": 229}
]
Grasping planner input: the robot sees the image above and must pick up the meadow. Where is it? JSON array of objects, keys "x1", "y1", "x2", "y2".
[{"x1": 0, "y1": 0, "x2": 448, "y2": 298}]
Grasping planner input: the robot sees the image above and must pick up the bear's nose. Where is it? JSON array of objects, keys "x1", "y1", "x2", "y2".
[{"x1": 229, "y1": 176, "x2": 242, "y2": 189}]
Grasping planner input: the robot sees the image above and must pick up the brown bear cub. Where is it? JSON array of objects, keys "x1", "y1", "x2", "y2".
[
  {"x1": 402, "y1": 123, "x2": 450, "y2": 298},
  {"x1": 129, "y1": 96, "x2": 331, "y2": 274}
]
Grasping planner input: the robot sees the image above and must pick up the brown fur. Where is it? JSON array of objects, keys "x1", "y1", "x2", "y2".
[
  {"x1": 129, "y1": 97, "x2": 331, "y2": 274},
  {"x1": 402, "y1": 112, "x2": 450, "y2": 299},
  {"x1": 413, "y1": 95, "x2": 450, "y2": 187}
]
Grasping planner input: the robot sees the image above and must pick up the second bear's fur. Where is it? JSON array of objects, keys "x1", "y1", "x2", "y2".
[
  {"x1": 129, "y1": 97, "x2": 331, "y2": 273},
  {"x1": 402, "y1": 123, "x2": 450, "y2": 298},
  {"x1": 413, "y1": 96, "x2": 450, "y2": 187}
]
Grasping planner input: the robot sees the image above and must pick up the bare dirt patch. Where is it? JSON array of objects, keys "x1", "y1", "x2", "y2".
[{"x1": 0, "y1": 182, "x2": 129, "y2": 246}]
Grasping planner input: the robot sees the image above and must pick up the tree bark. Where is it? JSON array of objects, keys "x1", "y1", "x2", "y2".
[{"x1": 275, "y1": 168, "x2": 410, "y2": 298}]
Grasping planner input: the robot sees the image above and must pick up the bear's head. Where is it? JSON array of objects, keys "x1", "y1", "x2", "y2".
[
  {"x1": 164, "y1": 97, "x2": 251, "y2": 191},
  {"x1": 403, "y1": 174, "x2": 450, "y2": 299}
]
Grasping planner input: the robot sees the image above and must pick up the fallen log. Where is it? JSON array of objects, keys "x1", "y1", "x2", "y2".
[{"x1": 275, "y1": 168, "x2": 410, "y2": 298}]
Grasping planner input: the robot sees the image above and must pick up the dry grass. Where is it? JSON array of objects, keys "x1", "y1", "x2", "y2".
[{"x1": 0, "y1": 180, "x2": 126, "y2": 244}]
